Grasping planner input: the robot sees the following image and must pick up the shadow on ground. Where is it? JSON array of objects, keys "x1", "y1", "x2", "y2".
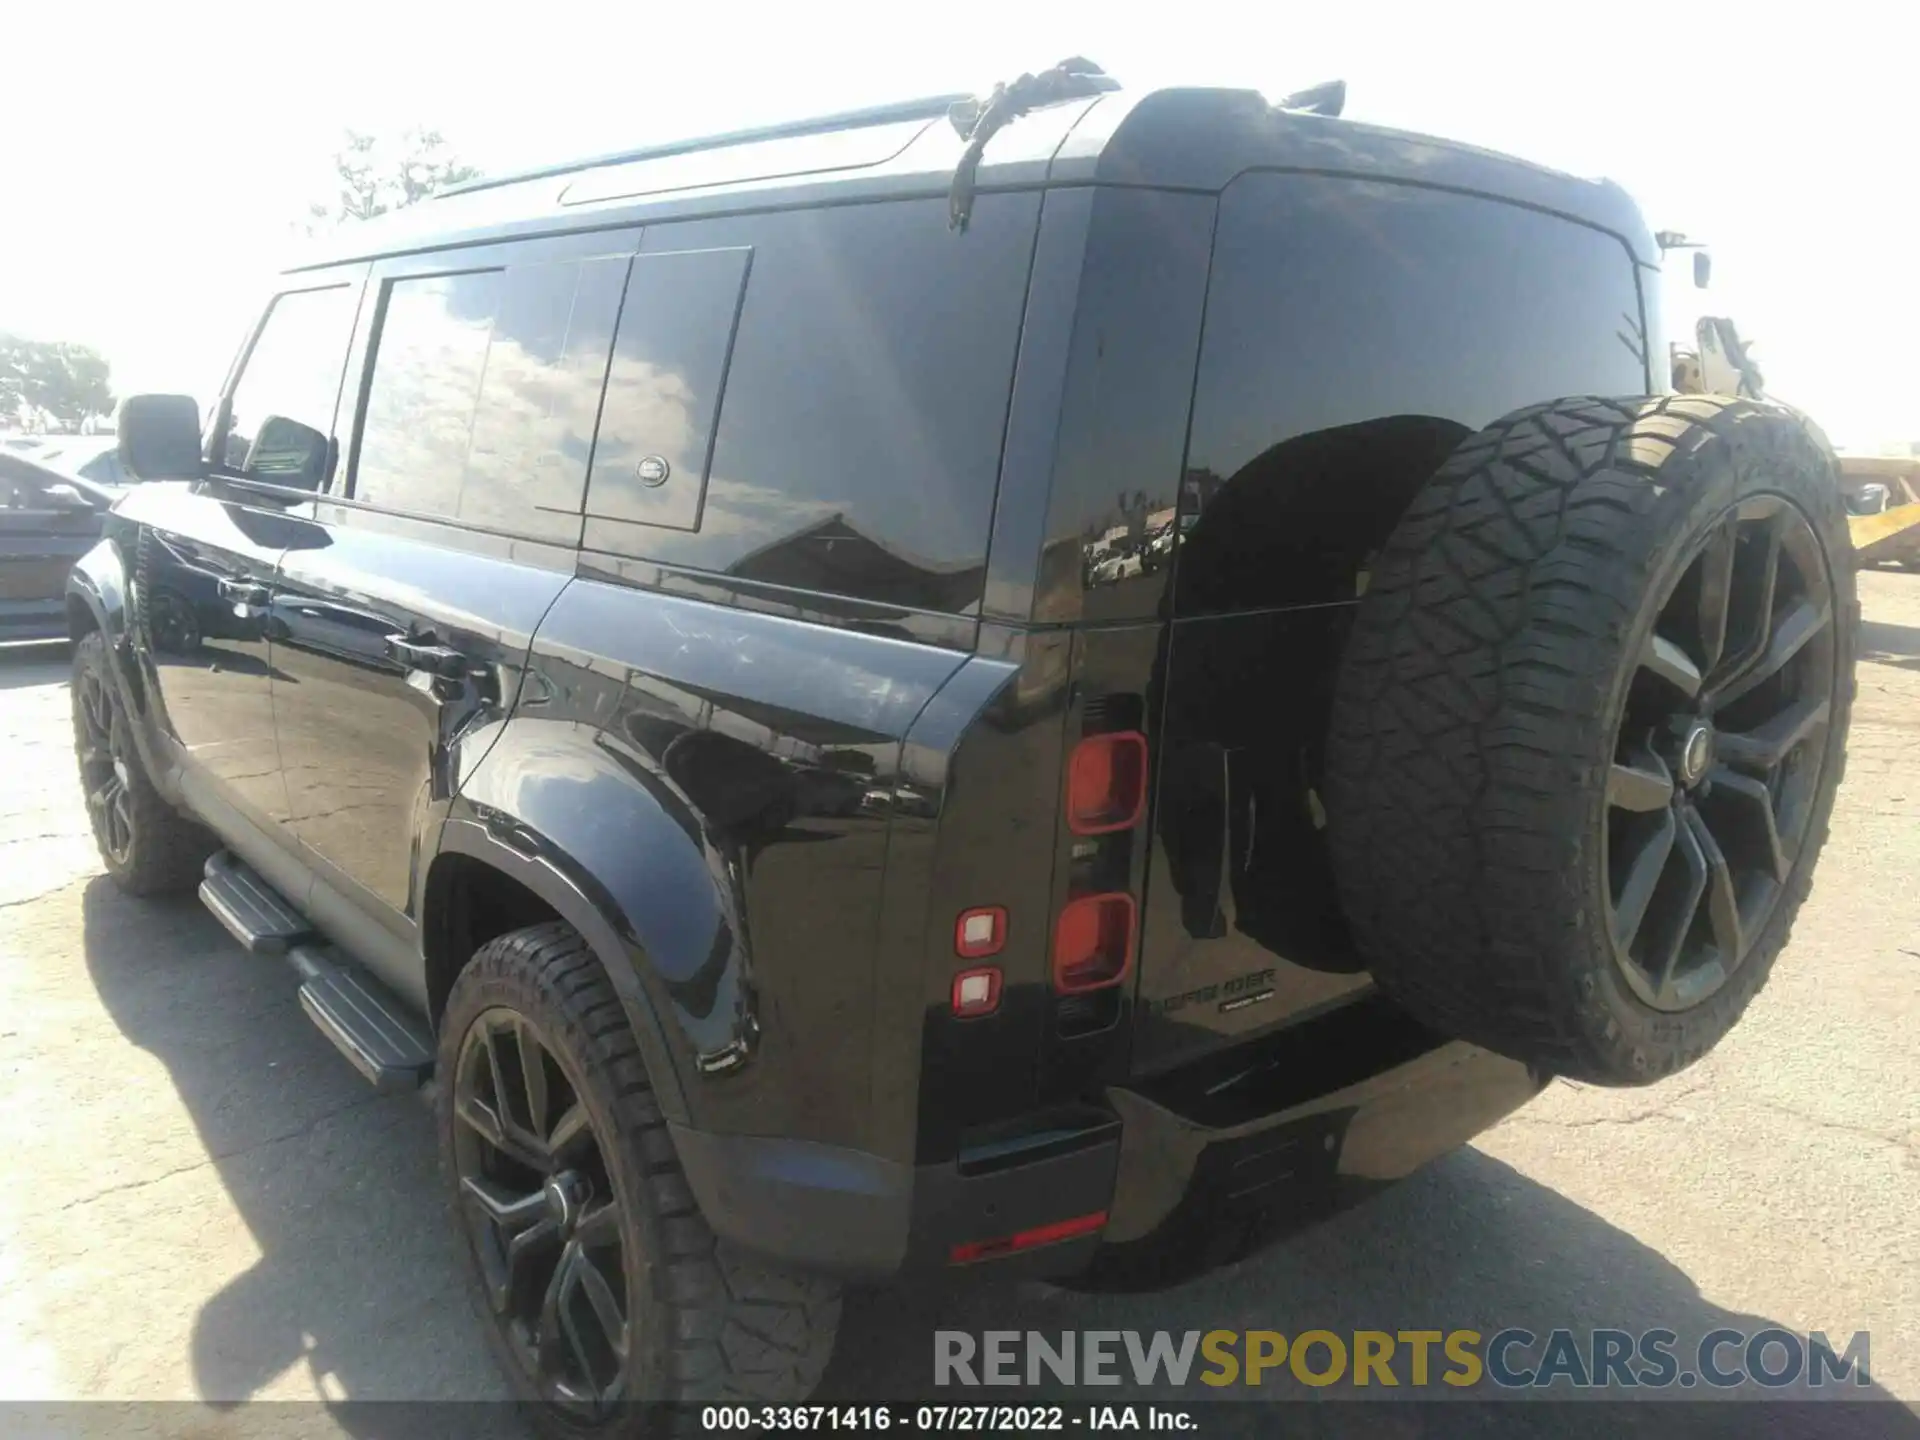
[
  {"x1": 0, "y1": 640, "x2": 70, "y2": 689},
  {"x1": 78, "y1": 877, "x2": 1917, "y2": 1440},
  {"x1": 822, "y1": 1150, "x2": 1918, "y2": 1437},
  {"x1": 1860, "y1": 618, "x2": 1920, "y2": 674}
]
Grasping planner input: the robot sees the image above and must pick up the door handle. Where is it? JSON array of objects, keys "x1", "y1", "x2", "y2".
[
  {"x1": 218, "y1": 578, "x2": 271, "y2": 606},
  {"x1": 385, "y1": 634, "x2": 470, "y2": 679}
]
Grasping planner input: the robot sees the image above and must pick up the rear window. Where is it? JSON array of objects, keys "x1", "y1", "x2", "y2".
[{"x1": 1179, "y1": 173, "x2": 1649, "y2": 616}]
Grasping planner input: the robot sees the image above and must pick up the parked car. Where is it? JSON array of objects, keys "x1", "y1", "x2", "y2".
[
  {"x1": 31, "y1": 435, "x2": 132, "y2": 490},
  {"x1": 1141, "y1": 521, "x2": 1175, "y2": 572},
  {"x1": 68, "y1": 62, "x2": 1856, "y2": 1429},
  {"x1": 1, "y1": 453, "x2": 113, "y2": 642},
  {"x1": 1092, "y1": 548, "x2": 1143, "y2": 585}
]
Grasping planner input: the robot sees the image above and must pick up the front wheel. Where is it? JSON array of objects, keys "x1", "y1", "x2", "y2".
[
  {"x1": 438, "y1": 922, "x2": 840, "y2": 1436},
  {"x1": 70, "y1": 630, "x2": 215, "y2": 894},
  {"x1": 1327, "y1": 396, "x2": 1857, "y2": 1086}
]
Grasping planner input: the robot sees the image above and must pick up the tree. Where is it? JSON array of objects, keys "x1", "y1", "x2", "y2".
[
  {"x1": 0, "y1": 337, "x2": 22, "y2": 423},
  {"x1": 0, "y1": 334, "x2": 114, "y2": 433},
  {"x1": 305, "y1": 127, "x2": 480, "y2": 233}
]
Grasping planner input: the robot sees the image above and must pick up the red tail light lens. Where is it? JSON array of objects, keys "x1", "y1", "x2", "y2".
[
  {"x1": 950, "y1": 966, "x2": 1003, "y2": 1018},
  {"x1": 1052, "y1": 892, "x2": 1136, "y2": 993},
  {"x1": 1066, "y1": 731, "x2": 1147, "y2": 834},
  {"x1": 954, "y1": 906, "x2": 1006, "y2": 959},
  {"x1": 949, "y1": 1209, "x2": 1108, "y2": 1265}
]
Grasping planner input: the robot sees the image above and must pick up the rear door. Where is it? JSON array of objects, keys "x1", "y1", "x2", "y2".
[
  {"x1": 266, "y1": 232, "x2": 633, "y2": 999},
  {"x1": 0, "y1": 459, "x2": 103, "y2": 640},
  {"x1": 1134, "y1": 172, "x2": 1652, "y2": 1072}
]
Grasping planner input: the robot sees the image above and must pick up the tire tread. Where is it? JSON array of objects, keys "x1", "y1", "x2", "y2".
[
  {"x1": 440, "y1": 922, "x2": 839, "y2": 1434},
  {"x1": 1325, "y1": 395, "x2": 1858, "y2": 1084},
  {"x1": 70, "y1": 630, "x2": 216, "y2": 896}
]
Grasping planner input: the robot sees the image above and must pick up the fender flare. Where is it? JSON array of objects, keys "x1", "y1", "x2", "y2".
[
  {"x1": 66, "y1": 537, "x2": 130, "y2": 649},
  {"x1": 65, "y1": 538, "x2": 157, "y2": 747},
  {"x1": 433, "y1": 816, "x2": 693, "y2": 1126}
]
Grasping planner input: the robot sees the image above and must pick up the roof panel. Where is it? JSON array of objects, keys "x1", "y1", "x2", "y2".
[{"x1": 286, "y1": 85, "x2": 1655, "y2": 271}]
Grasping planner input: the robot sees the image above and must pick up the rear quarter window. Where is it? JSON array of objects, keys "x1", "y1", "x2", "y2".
[
  {"x1": 581, "y1": 194, "x2": 1041, "y2": 617},
  {"x1": 1177, "y1": 173, "x2": 1650, "y2": 617}
]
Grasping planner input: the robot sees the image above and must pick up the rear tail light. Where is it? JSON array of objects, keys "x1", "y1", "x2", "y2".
[
  {"x1": 1052, "y1": 892, "x2": 1136, "y2": 993},
  {"x1": 950, "y1": 966, "x2": 1003, "y2": 1018},
  {"x1": 1065, "y1": 731, "x2": 1147, "y2": 834},
  {"x1": 954, "y1": 906, "x2": 1006, "y2": 959}
]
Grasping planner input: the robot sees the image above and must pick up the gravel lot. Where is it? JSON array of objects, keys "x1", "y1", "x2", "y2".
[{"x1": 1, "y1": 572, "x2": 1915, "y2": 1436}]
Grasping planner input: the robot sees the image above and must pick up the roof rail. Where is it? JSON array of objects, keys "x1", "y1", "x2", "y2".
[{"x1": 437, "y1": 93, "x2": 975, "y2": 200}]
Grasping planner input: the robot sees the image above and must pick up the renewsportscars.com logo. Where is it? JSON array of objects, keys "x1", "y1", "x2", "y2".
[{"x1": 934, "y1": 1328, "x2": 1873, "y2": 1391}]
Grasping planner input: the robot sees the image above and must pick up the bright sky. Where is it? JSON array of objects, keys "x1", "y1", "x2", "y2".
[{"x1": 4, "y1": 2, "x2": 1914, "y2": 447}]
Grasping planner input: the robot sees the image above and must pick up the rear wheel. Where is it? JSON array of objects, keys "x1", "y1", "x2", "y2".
[
  {"x1": 438, "y1": 922, "x2": 840, "y2": 1436},
  {"x1": 1327, "y1": 396, "x2": 1856, "y2": 1085},
  {"x1": 70, "y1": 630, "x2": 215, "y2": 894}
]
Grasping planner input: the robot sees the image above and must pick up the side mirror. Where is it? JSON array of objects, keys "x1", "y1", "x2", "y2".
[
  {"x1": 117, "y1": 394, "x2": 204, "y2": 480},
  {"x1": 1693, "y1": 251, "x2": 1712, "y2": 289},
  {"x1": 244, "y1": 415, "x2": 331, "y2": 493}
]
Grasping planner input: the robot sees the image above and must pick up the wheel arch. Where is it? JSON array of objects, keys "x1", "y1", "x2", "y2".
[
  {"x1": 65, "y1": 537, "x2": 127, "y2": 644},
  {"x1": 426, "y1": 819, "x2": 698, "y2": 1127},
  {"x1": 65, "y1": 536, "x2": 157, "y2": 728}
]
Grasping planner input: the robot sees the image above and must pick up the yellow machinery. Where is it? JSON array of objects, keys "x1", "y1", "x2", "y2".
[
  {"x1": 1838, "y1": 453, "x2": 1920, "y2": 570},
  {"x1": 1668, "y1": 309, "x2": 1920, "y2": 570}
]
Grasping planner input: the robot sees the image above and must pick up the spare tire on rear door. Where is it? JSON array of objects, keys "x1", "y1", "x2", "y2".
[{"x1": 1326, "y1": 395, "x2": 1856, "y2": 1086}]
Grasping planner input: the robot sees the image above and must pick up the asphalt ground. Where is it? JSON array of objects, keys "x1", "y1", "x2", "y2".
[{"x1": 1, "y1": 570, "x2": 1915, "y2": 1438}]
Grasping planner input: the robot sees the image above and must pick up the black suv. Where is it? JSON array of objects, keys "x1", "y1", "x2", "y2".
[{"x1": 67, "y1": 64, "x2": 1856, "y2": 1429}]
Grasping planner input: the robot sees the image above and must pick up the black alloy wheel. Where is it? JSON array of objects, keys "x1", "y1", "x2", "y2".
[
  {"x1": 75, "y1": 660, "x2": 135, "y2": 868},
  {"x1": 439, "y1": 923, "x2": 841, "y2": 1434},
  {"x1": 452, "y1": 1007, "x2": 631, "y2": 1418},
  {"x1": 70, "y1": 631, "x2": 216, "y2": 894},
  {"x1": 1605, "y1": 496, "x2": 1836, "y2": 1012}
]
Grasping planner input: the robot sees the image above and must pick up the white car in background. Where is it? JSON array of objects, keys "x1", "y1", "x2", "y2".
[{"x1": 30, "y1": 436, "x2": 131, "y2": 490}]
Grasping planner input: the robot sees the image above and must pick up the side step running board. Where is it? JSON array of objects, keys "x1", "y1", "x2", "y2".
[
  {"x1": 200, "y1": 851, "x2": 314, "y2": 954},
  {"x1": 198, "y1": 851, "x2": 433, "y2": 1090},
  {"x1": 290, "y1": 946, "x2": 436, "y2": 1092}
]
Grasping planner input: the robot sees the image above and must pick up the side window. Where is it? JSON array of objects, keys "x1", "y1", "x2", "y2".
[
  {"x1": 582, "y1": 195, "x2": 1041, "y2": 615},
  {"x1": 1, "y1": 463, "x2": 98, "y2": 515},
  {"x1": 77, "y1": 450, "x2": 129, "y2": 486},
  {"x1": 224, "y1": 283, "x2": 359, "y2": 484},
  {"x1": 352, "y1": 256, "x2": 626, "y2": 542},
  {"x1": 583, "y1": 248, "x2": 750, "y2": 533}
]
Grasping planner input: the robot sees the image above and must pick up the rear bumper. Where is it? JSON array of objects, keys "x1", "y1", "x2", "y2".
[
  {"x1": 670, "y1": 1120, "x2": 1121, "y2": 1283},
  {"x1": 674, "y1": 1011, "x2": 1543, "y2": 1282},
  {"x1": 1101, "y1": 1037, "x2": 1543, "y2": 1253}
]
